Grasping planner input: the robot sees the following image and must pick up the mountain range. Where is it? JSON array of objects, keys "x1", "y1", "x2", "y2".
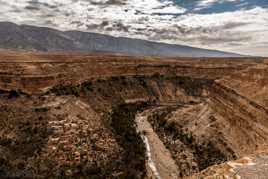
[{"x1": 0, "y1": 22, "x2": 241, "y2": 57}]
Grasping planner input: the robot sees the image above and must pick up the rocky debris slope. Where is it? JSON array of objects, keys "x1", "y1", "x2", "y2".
[
  {"x1": 190, "y1": 152, "x2": 268, "y2": 179},
  {"x1": 0, "y1": 52, "x2": 267, "y2": 178}
]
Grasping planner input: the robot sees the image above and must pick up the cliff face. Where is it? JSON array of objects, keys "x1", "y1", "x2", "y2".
[
  {"x1": 0, "y1": 52, "x2": 267, "y2": 178},
  {"x1": 0, "y1": 52, "x2": 257, "y2": 93},
  {"x1": 209, "y1": 64, "x2": 268, "y2": 153}
]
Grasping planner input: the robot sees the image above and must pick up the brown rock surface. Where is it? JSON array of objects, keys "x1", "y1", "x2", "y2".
[{"x1": 0, "y1": 51, "x2": 267, "y2": 178}]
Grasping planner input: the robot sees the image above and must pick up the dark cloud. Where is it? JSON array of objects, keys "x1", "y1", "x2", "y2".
[
  {"x1": 86, "y1": 24, "x2": 100, "y2": 30},
  {"x1": 112, "y1": 22, "x2": 129, "y2": 32},
  {"x1": 25, "y1": 6, "x2": 40, "y2": 11},
  {"x1": 27, "y1": 0, "x2": 58, "y2": 9},
  {"x1": 146, "y1": 22, "x2": 251, "y2": 46},
  {"x1": 101, "y1": 21, "x2": 109, "y2": 27},
  {"x1": 196, "y1": 34, "x2": 252, "y2": 44},
  {"x1": 71, "y1": 21, "x2": 86, "y2": 28},
  {"x1": 90, "y1": 0, "x2": 126, "y2": 5}
]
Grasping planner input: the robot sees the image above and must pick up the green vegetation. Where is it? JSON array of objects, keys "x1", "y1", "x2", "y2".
[
  {"x1": 109, "y1": 102, "x2": 148, "y2": 178},
  {"x1": 147, "y1": 108, "x2": 236, "y2": 176},
  {"x1": 8, "y1": 90, "x2": 20, "y2": 98},
  {"x1": 47, "y1": 81, "x2": 93, "y2": 96},
  {"x1": 34, "y1": 107, "x2": 49, "y2": 112}
]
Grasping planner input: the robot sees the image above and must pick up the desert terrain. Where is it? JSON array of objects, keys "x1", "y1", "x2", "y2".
[{"x1": 0, "y1": 51, "x2": 268, "y2": 178}]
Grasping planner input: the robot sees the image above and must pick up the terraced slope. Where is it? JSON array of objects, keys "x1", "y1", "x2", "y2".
[{"x1": 0, "y1": 52, "x2": 267, "y2": 178}]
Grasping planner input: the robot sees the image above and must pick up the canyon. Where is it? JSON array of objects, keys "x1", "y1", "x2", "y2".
[{"x1": 0, "y1": 51, "x2": 267, "y2": 178}]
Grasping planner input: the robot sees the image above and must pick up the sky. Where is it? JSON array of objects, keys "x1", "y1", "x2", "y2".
[{"x1": 0, "y1": 0, "x2": 268, "y2": 56}]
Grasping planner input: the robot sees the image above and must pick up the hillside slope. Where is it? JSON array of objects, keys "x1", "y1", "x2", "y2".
[{"x1": 0, "y1": 22, "x2": 242, "y2": 57}]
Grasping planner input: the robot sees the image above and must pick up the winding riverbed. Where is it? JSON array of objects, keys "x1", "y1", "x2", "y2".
[{"x1": 135, "y1": 110, "x2": 179, "y2": 179}]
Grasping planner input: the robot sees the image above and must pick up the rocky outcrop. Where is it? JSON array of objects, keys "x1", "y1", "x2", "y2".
[
  {"x1": 0, "y1": 52, "x2": 258, "y2": 94},
  {"x1": 0, "y1": 52, "x2": 267, "y2": 178},
  {"x1": 208, "y1": 68, "x2": 268, "y2": 156}
]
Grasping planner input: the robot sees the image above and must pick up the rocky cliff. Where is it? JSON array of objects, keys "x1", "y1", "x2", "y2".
[{"x1": 0, "y1": 52, "x2": 267, "y2": 178}]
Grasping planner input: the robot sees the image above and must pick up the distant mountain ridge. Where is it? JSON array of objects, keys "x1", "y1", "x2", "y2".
[{"x1": 0, "y1": 22, "x2": 242, "y2": 57}]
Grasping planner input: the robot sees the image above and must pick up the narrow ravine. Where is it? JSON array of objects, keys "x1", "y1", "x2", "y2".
[
  {"x1": 135, "y1": 110, "x2": 180, "y2": 179},
  {"x1": 109, "y1": 103, "x2": 148, "y2": 178}
]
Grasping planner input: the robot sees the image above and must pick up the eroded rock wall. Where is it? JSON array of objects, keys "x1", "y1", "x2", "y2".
[{"x1": 0, "y1": 52, "x2": 267, "y2": 178}]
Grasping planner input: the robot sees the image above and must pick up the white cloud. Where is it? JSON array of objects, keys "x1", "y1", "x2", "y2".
[{"x1": 0, "y1": 0, "x2": 267, "y2": 56}]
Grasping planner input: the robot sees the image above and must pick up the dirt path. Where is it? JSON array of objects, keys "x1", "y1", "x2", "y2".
[{"x1": 136, "y1": 110, "x2": 180, "y2": 179}]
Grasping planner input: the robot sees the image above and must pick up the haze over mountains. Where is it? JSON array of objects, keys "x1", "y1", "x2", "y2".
[
  {"x1": 0, "y1": 22, "x2": 241, "y2": 57},
  {"x1": 0, "y1": 0, "x2": 267, "y2": 56}
]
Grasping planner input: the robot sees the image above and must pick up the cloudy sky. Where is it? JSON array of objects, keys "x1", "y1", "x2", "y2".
[{"x1": 0, "y1": 0, "x2": 268, "y2": 56}]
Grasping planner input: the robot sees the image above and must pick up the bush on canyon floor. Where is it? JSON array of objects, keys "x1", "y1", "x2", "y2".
[
  {"x1": 48, "y1": 81, "x2": 94, "y2": 96},
  {"x1": 109, "y1": 102, "x2": 148, "y2": 178},
  {"x1": 147, "y1": 107, "x2": 234, "y2": 177}
]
